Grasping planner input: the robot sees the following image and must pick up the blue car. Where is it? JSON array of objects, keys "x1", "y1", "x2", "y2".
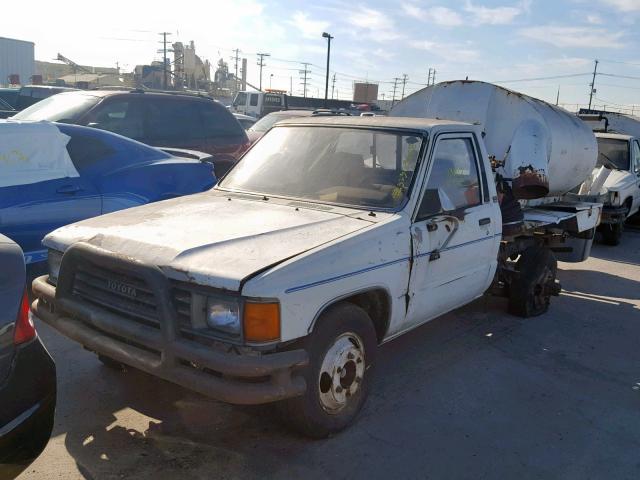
[{"x1": 0, "y1": 121, "x2": 215, "y2": 271}]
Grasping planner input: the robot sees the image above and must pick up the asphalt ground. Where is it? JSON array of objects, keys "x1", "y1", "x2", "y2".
[{"x1": 18, "y1": 230, "x2": 640, "y2": 480}]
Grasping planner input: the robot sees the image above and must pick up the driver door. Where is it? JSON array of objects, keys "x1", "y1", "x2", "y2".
[{"x1": 405, "y1": 134, "x2": 499, "y2": 328}]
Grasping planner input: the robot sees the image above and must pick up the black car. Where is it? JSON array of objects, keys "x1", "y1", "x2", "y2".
[
  {"x1": 13, "y1": 89, "x2": 250, "y2": 177},
  {"x1": 0, "y1": 235, "x2": 56, "y2": 479},
  {"x1": 13, "y1": 85, "x2": 78, "y2": 111}
]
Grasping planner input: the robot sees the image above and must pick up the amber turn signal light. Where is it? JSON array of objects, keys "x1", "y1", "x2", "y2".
[{"x1": 243, "y1": 302, "x2": 280, "y2": 343}]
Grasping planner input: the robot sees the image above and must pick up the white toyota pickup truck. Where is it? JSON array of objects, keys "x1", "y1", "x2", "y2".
[
  {"x1": 33, "y1": 116, "x2": 601, "y2": 437},
  {"x1": 572, "y1": 112, "x2": 640, "y2": 245}
]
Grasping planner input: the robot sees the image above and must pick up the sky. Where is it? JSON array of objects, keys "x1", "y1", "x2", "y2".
[{"x1": 4, "y1": 0, "x2": 640, "y2": 111}]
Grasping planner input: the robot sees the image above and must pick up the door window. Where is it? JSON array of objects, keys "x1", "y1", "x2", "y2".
[
  {"x1": 199, "y1": 103, "x2": 245, "y2": 138},
  {"x1": 633, "y1": 140, "x2": 640, "y2": 174},
  {"x1": 91, "y1": 100, "x2": 144, "y2": 139},
  {"x1": 144, "y1": 99, "x2": 205, "y2": 141},
  {"x1": 417, "y1": 137, "x2": 481, "y2": 219},
  {"x1": 249, "y1": 94, "x2": 259, "y2": 107}
]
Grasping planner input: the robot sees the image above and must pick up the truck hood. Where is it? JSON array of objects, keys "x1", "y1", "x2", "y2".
[
  {"x1": 602, "y1": 169, "x2": 636, "y2": 192},
  {"x1": 44, "y1": 191, "x2": 375, "y2": 291}
]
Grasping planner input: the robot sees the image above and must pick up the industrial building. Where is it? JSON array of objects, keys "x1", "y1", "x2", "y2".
[{"x1": 0, "y1": 37, "x2": 35, "y2": 86}]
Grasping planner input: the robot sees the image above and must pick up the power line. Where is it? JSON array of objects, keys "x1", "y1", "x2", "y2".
[{"x1": 491, "y1": 72, "x2": 592, "y2": 83}]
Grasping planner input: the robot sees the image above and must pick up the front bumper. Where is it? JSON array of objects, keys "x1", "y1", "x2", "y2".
[
  {"x1": 31, "y1": 243, "x2": 308, "y2": 405},
  {"x1": 599, "y1": 204, "x2": 628, "y2": 225}
]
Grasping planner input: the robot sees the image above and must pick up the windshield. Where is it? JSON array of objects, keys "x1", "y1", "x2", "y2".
[
  {"x1": 220, "y1": 126, "x2": 423, "y2": 210},
  {"x1": 596, "y1": 137, "x2": 629, "y2": 170},
  {"x1": 13, "y1": 93, "x2": 100, "y2": 122},
  {"x1": 249, "y1": 112, "x2": 306, "y2": 133}
]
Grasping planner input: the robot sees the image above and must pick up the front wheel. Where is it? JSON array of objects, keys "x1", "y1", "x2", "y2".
[{"x1": 279, "y1": 302, "x2": 377, "y2": 438}]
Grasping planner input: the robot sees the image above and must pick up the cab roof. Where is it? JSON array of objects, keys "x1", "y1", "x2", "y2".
[
  {"x1": 595, "y1": 132, "x2": 633, "y2": 141},
  {"x1": 275, "y1": 115, "x2": 472, "y2": 132}
]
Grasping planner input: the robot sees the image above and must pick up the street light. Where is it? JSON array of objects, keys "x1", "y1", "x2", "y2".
[
  {"x1": 269, "y1": 73, "x2": 274, "y2": 89},
  {"x1": 322, "y1": 32, "x2": 333, "y2": 107}
]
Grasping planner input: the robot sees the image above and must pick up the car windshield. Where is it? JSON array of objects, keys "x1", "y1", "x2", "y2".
[
  {"x1": 220, "y1": 126, "x2": 423, "y2": 210},
  {"x1": 249, "y1": 112, "x2": 306, "y2": 133},
  {"x1": 13, "y1": 93, "x2": 100, "y2": 122},
  {"x1": 596, "y1": 137, "x2": 629, "y2": 170}
]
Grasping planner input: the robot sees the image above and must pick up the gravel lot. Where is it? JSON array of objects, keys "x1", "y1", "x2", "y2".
[{"x1": 18, "y1": 231, "x2": 640, "y2": 480}]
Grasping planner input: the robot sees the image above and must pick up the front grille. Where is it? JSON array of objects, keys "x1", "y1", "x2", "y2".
[
  {"x1": 72, "y1": 263, "x2": 160, "y2": 329},
  {"x1": 172, "y1": 286, "x2": 192, "y2": 330}
]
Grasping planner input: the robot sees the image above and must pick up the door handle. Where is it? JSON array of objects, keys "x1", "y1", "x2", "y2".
[
  {"x1": 479, "y1": 217, "x2": 491, "y2": 226},
  {"x1": 56, "y1": 185, "x2": 82, "y2": 194}
]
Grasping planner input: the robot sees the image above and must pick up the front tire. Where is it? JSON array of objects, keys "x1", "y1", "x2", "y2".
[{"x1": 280, "y1": 302, "x2": 377, "y2": 438}]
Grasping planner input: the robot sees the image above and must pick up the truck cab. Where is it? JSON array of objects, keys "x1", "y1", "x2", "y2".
[
  {"x1": 32, "y1": 116, "x2": 600, "y2": 438},
  {"x1": 573, "y1": 112, "x2": 640, "y2": 245}
]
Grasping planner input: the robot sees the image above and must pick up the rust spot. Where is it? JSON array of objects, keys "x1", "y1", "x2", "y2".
[{"x1": 512, "y1": 167, "x2": 549, "y2": 200}]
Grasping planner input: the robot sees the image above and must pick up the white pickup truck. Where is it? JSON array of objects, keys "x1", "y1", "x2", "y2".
[
  {"x1": 571, "y1": 112, "x2": 640, "y2": 245},
  {"x1": 32, "y1": 115, "x2": 601, "y2": 437}
]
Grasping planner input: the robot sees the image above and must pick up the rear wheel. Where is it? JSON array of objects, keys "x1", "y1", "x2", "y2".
[
  {"x1": 508, "y1": 246, "x2": 558, "y2": 318},
  {"x1": 601, "y1": 222, "x2": 623, "y2": 246},
  {"x1": 279, "y1": 302, "x2": 377, "y2": 438}
]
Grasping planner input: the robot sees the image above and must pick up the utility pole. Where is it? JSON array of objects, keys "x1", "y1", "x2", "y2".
[
  {"x1": 331, "y1": 73, "x2": 336, "y2": 99},
  {"x1": 588, "y1": 59, "x2": 599, "y2": 111},
  {"x1": 556, "y1": 86, "x2": 560, "y2": 106},
  {"x1": 401, "y1": 74, "x2": 408, "y2": 100},
  {"x1": 257, "y1": 53, "x2": 270, "y2": 91},
  {"x1": 158, "y1": 32, "x2": 172, "y2": 90},
  {"x1": 231, "y1": 48, "x2": 241, "y2": 93},
  {"x1": 391, "y1": 77, "x2": 400, "y2": 106},
  {"x1": 299, "y1": 62, "x2": 311, "y2": 98},
  {"x1": 427, "y1": 68, "x2": 436, "y2": 86},
  {"x1": 290, "y1": 76, "x2": 293, "y2": 95}
]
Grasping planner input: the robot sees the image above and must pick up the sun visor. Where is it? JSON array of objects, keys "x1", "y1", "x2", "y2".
[{"x1": 0, "y1": 120, "x2": 79, "y2": 188}]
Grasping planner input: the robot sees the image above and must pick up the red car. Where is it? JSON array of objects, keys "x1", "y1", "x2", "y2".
[{"x1": 14, "y1": 90, "x2": 249, "y2": 177}]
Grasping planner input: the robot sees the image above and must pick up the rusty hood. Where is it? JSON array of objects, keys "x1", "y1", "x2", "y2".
[{"x1": 44, "y1": 190, "x2": 375, "y2": 291}]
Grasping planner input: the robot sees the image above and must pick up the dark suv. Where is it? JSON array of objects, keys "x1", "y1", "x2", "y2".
[{"x1": 14, "y1": 90, "x2": 250, "y2": 176}]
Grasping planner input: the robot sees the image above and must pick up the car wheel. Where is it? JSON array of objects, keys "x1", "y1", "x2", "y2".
[
  {"x1": 601, "y1": 223, "x2": 623, "y2": 246},
  {"x1": 508, "y1": 246, "x2": 558, "y2": 318},
  {"x1": 279, "y1": 302, "x2": 377, "y2": 438}
]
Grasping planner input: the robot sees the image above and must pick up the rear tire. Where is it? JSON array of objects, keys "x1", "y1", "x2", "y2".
[
  {"x1": 279, "y1": 302, "x2": 377, "y2": 438},
  {"x1": 601, "y1": 223, "x2": 623, "y2": 246},
  {"x1": 508, "y1": 246, "x2": 558, "y2": 318}
]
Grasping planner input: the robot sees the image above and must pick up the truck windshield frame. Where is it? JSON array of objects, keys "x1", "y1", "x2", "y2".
[
  {"x1": 218, "y1": 125, "x2": 427, "y2": 212},
  {"x1": 596, "y1": 137, "x2": 630, "y2": 171}
]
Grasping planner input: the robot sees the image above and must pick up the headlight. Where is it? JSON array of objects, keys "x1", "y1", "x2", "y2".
[
  {"x1": 47, "y1": 249, "x2": 63, "y2": 285},
  {"x1": 205, "y1": 296, "x2": 241, "y2": 338}
]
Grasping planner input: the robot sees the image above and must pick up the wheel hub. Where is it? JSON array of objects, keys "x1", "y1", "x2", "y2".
[{"x1": 318, "y1": 333, "x2": 365, "y2": 413}]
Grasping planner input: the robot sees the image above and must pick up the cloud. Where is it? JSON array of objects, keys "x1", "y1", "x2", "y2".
[
  {"x1": 602, "y1": 0, "x2": 640, "y2": 11},
  {"x1": 347, "y1": 7, "x2": 401, "y2": 41},
  {"x1": 289, "y1": 12, "x2": 330, "y2": 39},
  {"x1": 586, "y1": 13, "x2": 603, "y2": 24},
  {"x1": 402, "y1": 4, "x2": 463, "y2": 26},
  {"x1": 410, "y1": 39, "x2": 480, "y2": 63},
  {"x1": 519, "y1": 25, "x2": 624, "y2": 48},
  {"x1": 464, "y1": 0, "x2": 529, "y2": 25}
]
